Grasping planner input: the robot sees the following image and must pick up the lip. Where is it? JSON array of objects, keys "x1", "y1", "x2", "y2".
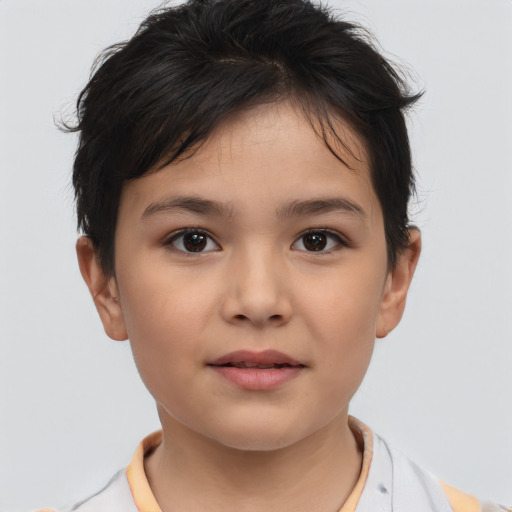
[
  {"x1": 209, "y1": 349, "x2": 303, "y2": 367},
  {"x1": 208, "y1": 350, "x2": 305, "y2": 390}
]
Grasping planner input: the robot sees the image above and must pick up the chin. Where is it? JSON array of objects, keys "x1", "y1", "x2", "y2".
[
  {"x1": 214, "y1": 431, "x2": 301, "y2": 452},
  {"x1": 204, "y1": 415, "x2": 315, "y2": 453}
]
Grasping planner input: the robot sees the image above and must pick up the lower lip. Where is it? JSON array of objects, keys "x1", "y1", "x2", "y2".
[{"x1": 210, "y1": 366, "x2": 304, "y2": 390}]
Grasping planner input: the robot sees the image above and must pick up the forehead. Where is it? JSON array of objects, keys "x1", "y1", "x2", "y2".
[{"x1": 118, "y1": 102, "x2": 380, "y2": 224}]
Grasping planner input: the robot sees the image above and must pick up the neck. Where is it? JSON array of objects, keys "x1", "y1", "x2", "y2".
[{"x1": 144, "y1": 411, "x2": 363, "y2": 512}]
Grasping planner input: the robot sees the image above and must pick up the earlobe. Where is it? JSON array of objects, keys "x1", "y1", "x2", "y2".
[
  {"x1": 76, "y1": 236, "x2": 128, "y2": 341},
  {"x1": 376, "y1": 229, "x2": 421, "y2": 338}
]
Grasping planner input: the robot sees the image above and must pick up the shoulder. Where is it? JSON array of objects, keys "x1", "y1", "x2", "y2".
[
  {"x1": 34, "y1": 469, "x2": 139, "y2": 512},
  {"x1": 362, "y1": 431, "x2": 452, "y2": 511},
  {"x1": 69, "y1": 469, "x2": 139, "y2": 512},
  {"x1": 439, "y1": 482, "x2": 512, "y2": 512},
  {"x1": 367, "y1": 428, "x2": 508, "y2": 512},
  {"x1": 34, "y1": 430, "x2": 163, "y2": 512},
  {"x1": 438, "y1": 481, "x2": 481, "y2": 512}
]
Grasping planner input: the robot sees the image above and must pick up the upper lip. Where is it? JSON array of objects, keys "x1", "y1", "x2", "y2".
[{"x1": 209, "y1": 349, "x2": 304, "y2": 368}]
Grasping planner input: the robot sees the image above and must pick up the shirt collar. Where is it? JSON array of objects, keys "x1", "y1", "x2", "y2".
[{"x1": 126, "y1": 417, "x2": 373, "y2": 512}]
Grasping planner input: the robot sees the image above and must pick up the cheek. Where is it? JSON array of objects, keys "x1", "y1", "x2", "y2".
[
  {"x1": 300, "y1": 263, "x2": 384, "y2": 336},
  {"x1": 297, "y1": 267, "x2": 384, "y2": 386},
  {"x1": 116, "y1": 265, "x2": 219, "y2": 386},
  {"x1": 118, "y1": 252, "x2": 218, "y2": 337}
]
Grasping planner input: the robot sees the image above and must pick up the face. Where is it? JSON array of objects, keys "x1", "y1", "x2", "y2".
[{"x1": 79, "y1": 102, "x2": 419, "y2": 451}]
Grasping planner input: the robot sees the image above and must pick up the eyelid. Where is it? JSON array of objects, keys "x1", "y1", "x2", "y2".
[
  {"x1": 162, "y1": 227, "x2": 221, "y2": 254},
  {"x1": 291, "y1": 228, "x2": 349, "y2": 253}
]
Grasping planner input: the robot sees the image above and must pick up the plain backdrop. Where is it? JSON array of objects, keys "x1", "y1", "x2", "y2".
[{"x1": 1, "y1": 0, "x2": 511, "y2": 510}]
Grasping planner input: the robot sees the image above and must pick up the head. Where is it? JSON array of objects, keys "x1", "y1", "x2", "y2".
[
  {"x1": 69, "y1": 0, "x2": 421, "y2": 277},
  {"x1": 72, "y1": 0, "x2": 422, "y2": 451}
]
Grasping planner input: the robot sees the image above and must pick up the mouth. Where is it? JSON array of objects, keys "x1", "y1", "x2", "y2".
[
  {"x1": 208, "y1": 349, "x2": 305, "y2": 369},
  {"x1": 215, "y1": 362, "x2": 302, "y2": 369},
  {"x1": 208, "y1": 350, "x2": 305, "y2": 390}
]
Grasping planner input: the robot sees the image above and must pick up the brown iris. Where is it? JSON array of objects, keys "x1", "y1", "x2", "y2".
[
  {"x1": 302, "y1": 233, "x2": 327, "y2": 251},
  {"x1": 183, "y1": 232, "x2": 207, "y2": 252}
]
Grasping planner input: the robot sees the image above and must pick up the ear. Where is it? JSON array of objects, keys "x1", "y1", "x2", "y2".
[
  {"x1": 376, "y1": 228, "x2": 421, "y2": 338},
  {"x1": 76, "y1": 236, "x2": 128, "y2": 341}
]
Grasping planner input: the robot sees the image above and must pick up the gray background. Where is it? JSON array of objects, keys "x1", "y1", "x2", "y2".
[{"x1": 1, "y1": 0, "x2": 511, "y2": 510}]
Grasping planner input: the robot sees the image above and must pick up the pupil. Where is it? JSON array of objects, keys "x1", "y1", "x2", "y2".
[
  {"x1": 304, "y1": 233, "x2": 327, "y2": 251},
  {"x1": 183, "y1": 232, "x2": 207, "y2": 252}
]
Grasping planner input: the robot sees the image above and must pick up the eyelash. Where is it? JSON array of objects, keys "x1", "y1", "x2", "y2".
[
  {"x1": 162, "y1": 228, "x2": 348, "y2": 255},
  {"x1": 291, "y1": 229, "x2": 348, "y2": 254},
  {"x1": 162, "y1": 228, "x2": 220, "y2": 255}
]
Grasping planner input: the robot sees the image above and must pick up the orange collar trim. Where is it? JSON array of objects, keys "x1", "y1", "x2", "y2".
[
  {"x1": 340, "y1": 417, "x2": 374, "y2": 512},
  {"x1": 126, "y1": 430, "x2": 163, "y2": 512}
]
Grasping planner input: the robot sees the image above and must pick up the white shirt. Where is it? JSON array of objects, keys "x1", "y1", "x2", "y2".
[{"x1": 39, "y1": 418, "x2": 507, "y2": 512}]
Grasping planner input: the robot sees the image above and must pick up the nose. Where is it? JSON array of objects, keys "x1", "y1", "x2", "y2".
[{"x1": 220, "y1": 246, "x2": 293, "y2": 328}]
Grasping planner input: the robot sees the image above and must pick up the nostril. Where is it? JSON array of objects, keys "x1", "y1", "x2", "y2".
[{"x1": 233, "y1": 313, "x2": 282, "y2": 322}]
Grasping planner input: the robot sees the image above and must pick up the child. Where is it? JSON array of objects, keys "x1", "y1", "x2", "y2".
[{"x1": 38, "y1": 0, "x2": 509, "y2": 510}]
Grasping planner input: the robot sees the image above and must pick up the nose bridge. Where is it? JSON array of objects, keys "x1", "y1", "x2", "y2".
[{"x1": 221, "y1": 241, "x2": 292, "y2": 326}]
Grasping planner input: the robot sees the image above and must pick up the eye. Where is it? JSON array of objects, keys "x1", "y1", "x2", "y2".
[
  {"x1": 165, "y1": 229, "x2": 220, "y2": 253},
  {"x1": 292, "y1": 230, "x2": 346, "y2": 252}
]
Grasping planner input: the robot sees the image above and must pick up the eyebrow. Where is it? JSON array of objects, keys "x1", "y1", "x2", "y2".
[
  {"x1": 276, "y1": 198, "x2": 367, "y2": 220},
  {"x1": 141, "y1": 196, "x2": 366, "y2": 221},
  {"x1": 142, "y1": 196, "x2": 235, "y2": 219}
]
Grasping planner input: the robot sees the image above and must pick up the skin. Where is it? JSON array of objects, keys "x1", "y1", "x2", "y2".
[{"x1": 77, "y1": 102, "x2": 421, "y2": 512}]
